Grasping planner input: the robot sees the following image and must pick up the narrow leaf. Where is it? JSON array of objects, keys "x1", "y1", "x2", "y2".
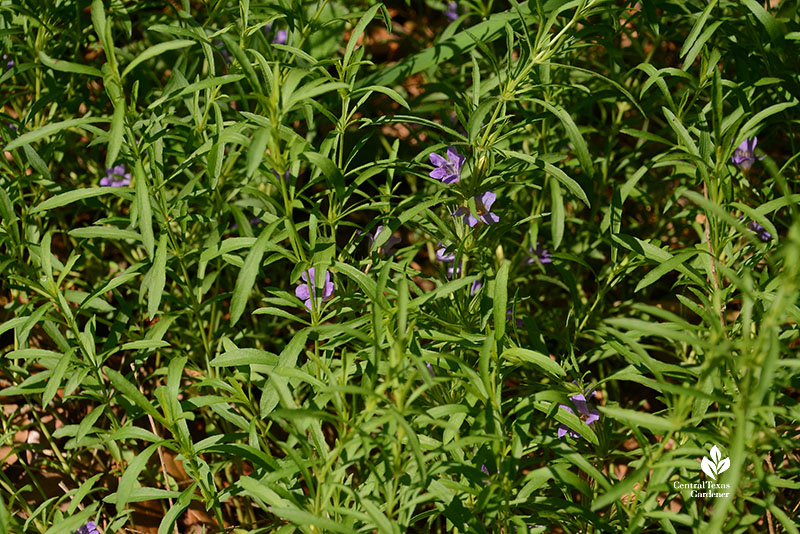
[{"x1": 147, "y1": 234, "x2": 168, "y2": 319}]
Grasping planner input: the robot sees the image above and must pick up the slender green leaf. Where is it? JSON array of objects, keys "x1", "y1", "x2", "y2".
[
  {"x1": 121, "y1": 40, "x2": 195, "y2": 79},
  {"x1": 147, "y1": 234, "x2": 168, "y2": 319},
  {"x1": 5, "y1": 117, "x2": 108, "y2": 152}
]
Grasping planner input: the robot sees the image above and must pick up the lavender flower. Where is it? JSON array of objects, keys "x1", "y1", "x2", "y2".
[
  {"x1": 367, "y1": 226, "x2": 401, "y2": 258},
  {"x1": 214, "y1": 41, "x2": 231, "y2": 65},
  {"x1": 446, "y1": 261, "x2": 463, "y2": 279},
  {"x1": 557, "y1": 391, "x2": 600, "y2": 440},
  {"x1": 435, "y1": 243, "x2": 456, "y2": 262},
  {"x1": 295, "y1": 267, "x2": 334, "y2": 311},
  {"x1": 76, "y1": 522, "x2": 100, "y2": 534},
  {"x1": 747, "y1": 220, "x2": 772, "y2": 242},
  {"x1": 435, "y1": 242, "x2": 462, "y2": 279},
  {"x1": 454, "y1": 191, "x2": 499, "y2": 227},
  {"x1": 273, "y1": 30, "x2": 288, "y2": 45},
  {"x1": 426, "y1": 362, "x2": 435, "y2": 378},
  {"x1": 480, "y1": 463, "x2": 499, "y2": 483},
  {"x1": 525, "y1": 243, "x2": 551, "y2": 265},
  {"x1": 272, "y1": 169, "x2": 290, "y2": 184},
  {"x1": 731, "y1": 137, "x2": 757, "y2": 171},
  {"x1": 264, "y1": 23, "x2": 288, "y2": 45},
  {"x1": 444, "y1": 1, "x2": 460, "y2": 21},
  {"x1": 505, "y1": 307, "x2": 524, "y2": 327},
  {"x1": 429, "y1": 146, "x2": 465, "y2": 184},
  {"x1": 100, "y1": 164, "x2": 131, "y2": 187},
  {"x1": 470, "y1": 279, "x2": 482, "y2": 296},
  {"x1": 2, "y1": 54, "x2": 13, "y2": 70},
  {"x1": 738, "y1": 215, "x2": 773, "y2": 242}
]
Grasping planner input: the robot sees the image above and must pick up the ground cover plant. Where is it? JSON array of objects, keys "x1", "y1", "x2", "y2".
[{"x1": 2, "y1": 0, "x2": 800, "y2": 532}]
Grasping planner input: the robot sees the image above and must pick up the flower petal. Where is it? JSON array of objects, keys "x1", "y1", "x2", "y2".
[
  {"x1": 323, "y1": 271, "x2": 335, "y2": 298},
  {"x1": 295, "y1": 284, "x2": 310, "y2": 301},
  {"x1": 429, "y1": 152, "x2": 447, "y2": 167},
  {"x1": 570, "y1": 393, "x2": 588, "y2": 415},
  {"x1": 736, "y1": 139, "x2": 750, "y2": 153},
  {"x1": 480, "y1": 211, "x2": 499, "y2": 225},
  {"x1": 584, "y1": 409, "x2": 600, "y2": 426},
  {"x1": 436, "y1": 244, "x2": 456, "y2": 262},
  {"x1": 538, "y1": 247, "x2": 552, "y2": 263},
  {"x1": 479, "y1": 190, "x2": 497, "y2": 210},
  {"x1": 440, "y1": 173, "x2": 459, "y2": 184},
  {"x1": 453, "y1": 207, "x2": 468, "y2": 219},
  {"x1": 430, "y1": 168, "x2": 449, "y2": 180},
  {"x1": 446, "y1": 146, "x2": 464, "y2": 170},
  {"x1": 470, "y1": 280, "x2": 482, "y2": 295}
]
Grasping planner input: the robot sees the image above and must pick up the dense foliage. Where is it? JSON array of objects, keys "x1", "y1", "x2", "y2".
[{"x1": 2, "y1": 1, "x2": 800, "y2": 533}]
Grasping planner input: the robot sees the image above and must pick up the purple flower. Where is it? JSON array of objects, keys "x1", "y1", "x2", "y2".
[
  {"x1": 447, "y1": 262, "x2": 463, "y2": 279},
  {"x1": 731, "y1": 137, "x2": 757, "y2": 170},
  {"x1": 272, "y1": 169, "x2": 290, "y2": 184},
  {"x1": 76, "y1": 522, "x2": 100, "y2": 534},
  {"x1": 295, "y1": 267, "x2": 334, "y2": 311},
  {"x1": 2, "y1": 54, "x2": 13, "y2": 70},
  {"x1": 470, "y1": 279, "x2": 482, "y2": 296},
  {"x1": 435, "y1": 243, "x2": 456, "y2": 262},
  {"x1": 367, "y1": 226, "x2": 401, "y2": 258},
  {"x1": 739, "y1": 215, "x2": 773, "y2": 242},
  {"x1": 273, "y1": 30, "x2": 288, "y2": 45},
  {"x1": 264, "y1": 23, "x2": 288, "y2": 45},
  {"x1": 429, "y1": 146, "x2": 465, "y2": 184},
  {"x1": 557, "y1": 392, "x2": 600, "y2": 440},
  {"x1": 100, "y1": 164, "x2": 131, "y2": 187},
  {"x1": 454, "y1": 191, "x2": 499, "y2": 227},
  {"x1": 444, "y1": 1, "x2": 460, "y2": 21},
  {"x1": 480, "y1": 463, "x2": 499, "y2": 483},
  {"x1": 747, "y1": 220, "x2": 772, "y2": 242},
  {"x1": 435, "y1": 242, "x2": 462, "y2": 278},
  {"x1": 525, "y1": 243, "x2": 551, "y2": 265},
  {"x1": 505, "y1": 307, "x2": 524, "y2": 327},
  {"x1": 214, "y1": 41, "x2": 231, "y2": 65},
  {"x1": 426, "y1": 362, "x2": 435, "y2": 378},
  {"x1": 8, "y1": 124, "x2": 18, "y2": 133}
]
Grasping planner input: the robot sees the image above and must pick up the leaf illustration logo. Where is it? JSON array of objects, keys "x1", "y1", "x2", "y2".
[{"x1": 700, "y1": 445, "x2": 730, "y2": 480}]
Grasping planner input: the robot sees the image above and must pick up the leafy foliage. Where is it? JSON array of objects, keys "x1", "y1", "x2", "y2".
[{"x1": 2, "y1": 1, "x2": 800, "y2": 533}]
